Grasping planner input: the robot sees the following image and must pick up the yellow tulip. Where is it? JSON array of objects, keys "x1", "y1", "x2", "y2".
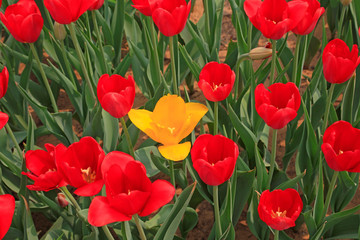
[{"x1": 128, "y1": 94, "x2": 208, "y2": 161}]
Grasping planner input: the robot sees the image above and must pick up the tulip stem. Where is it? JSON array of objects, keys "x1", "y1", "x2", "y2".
[
  {"x1": 213, "y1": 101, "x2": 219, "y2": 135},
  {"x1": 120, "y1": 117, "x2": 135, "y2": 158},
  {"x1": 338, "y1": 5, "x2": 347, "y2": 38},
  {"x1": 269, "y1": 39, "x2": 277, "y2": 85},
  {"x1": 267, "y1": 129, "x2": 278, "y2": 190},
  {"x1": 292, "y1": 35, "x2": 302, "y2": 87},
  {"x1": 169, "y1": 160, "x2": 177, "y2": 201},
  {"x1": 102, "y1": 225, "x2": 115, "y2": 240},
  {"x1": 5, "y1": 123, "x2": 23, "y2": 158},
  {"x1": 29, "y1": 43, "x2": 58, "y2": 113},
  {"x1": 213, "y1": 185, "x2": 222, "y2": 239},
  {"x1": 274, "y1": 230, "x2": 279, "y2": 240},
  {"x1": 68, "y1": 23, "x2": 97, "y2": 102},
  {"x1": 322, "y1": 84, "x2": 335, "y2": 134},
  {"x1": 133, "y1": 214, "x2": 147, "y2": 240},
  {"x1": 169, "y1": 36, "x2": 179, "y2": 95},
  {"x1": 321, "y1": 171, "x2": 339, "y2": 221},
  {"x1": 92, "y1": 11, "x2": 109, "y2": 74}
]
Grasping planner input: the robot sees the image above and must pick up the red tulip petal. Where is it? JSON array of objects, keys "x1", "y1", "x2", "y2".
[
  {"x1": 44, "y1": 0, "x2": 72, "y2": 24},
  {"x1": 88, "y1": 196, "x2": 131, "y2": 227},
  {"x1": 0, "y1": 194, "x2": 15, "y2": 239},
  {"x1": 74, "y1": 179, "x2": 104, "y2": 196},
  {"x1": 101, "y1": 151, "x2": 135, "y2": 177},
  {"x1": 101, "y1": 90, "x2": 133, "y2": 118},
  {"x1": 267, "y1": 108, "x2": 298, "y2": 129},
  {"x1": 109, "y1": 190, "x2": 151, "y2": 216},
  {"x1": 20, "y1": 13, "x2": 43, "y2": 43},
  {"x1": 152, "y1": 8, "x2": 178, "y2": 37}
]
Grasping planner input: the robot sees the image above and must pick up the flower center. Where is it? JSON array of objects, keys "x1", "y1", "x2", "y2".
[
  {"x1": 338, "y1": 150, "x2": 344, "y2": 155},
  {"x1": 271, "y1": 207, "x2": 287, "y2": 218},
  {"x1": 156, "y1": 123, "x2": 176, "y2": 135},
  {"x1": 212, "y1": 83, "x2": 222, "y2": 91},
  {"x1": 81, "y1": 167, "x2": 96, "y2": 183},
  {"x1": 128, "y1": 189, "x2": 131, "y2": 195}
]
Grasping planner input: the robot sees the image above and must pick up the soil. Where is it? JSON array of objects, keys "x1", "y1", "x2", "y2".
[{"x1": 30, "y1": 1, "x2": 360, "y2": 240}]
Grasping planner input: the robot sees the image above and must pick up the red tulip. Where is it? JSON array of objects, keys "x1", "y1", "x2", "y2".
[
  {"x1": 56, "y1": 193, "x2": 69, "y2": 207},
  {"x1": 23, "y1": 143, "x2": 67, "y2": 191},
  {"x1": 132, "y1": 0, "x2": 157, "y2": 16},
  {"x1": 255, "y1": 82, "x2": 301, "y2": 129},
  {"x1": 321, "y1": 121, "x2": 360, "y2": 172},
  {"x1": 258, "y1": 189, "x2": 303, "y2": 231},
  {"x1": 152, "y1": 0, "x2": 191, "y2": 37},
  {"x1": 44, "y1": 0, "x2": 97, "y2": 24},
  {"x1": 191, "y1": 134, "x2": 239, "y2": 186},
  {"x1": 0, "y1": 194, "x2": 15, "y2": 239},
  {"x1": 198, "y1": 62, "x2": 236, "y2": 102},
  {"x1": 292, "y1": 0, "x2": 324, "y2": 35},
  {"x1": 56, "y1": 137, "x2": 105, "y2": 196},
  {"x1": 322, "y1": 39, "x2": 360, "y2": 84},
  {"x1": 244, "y1": 0, "x2": 308, "y2": 40},
  {"x1": 0, "y1": 67, "x2": 9, "y2": 99},
  {"x1": 88, "y1": 151, "x2": 175, "y2": 226},
  {"x1": 0, "y1": 0, "x2": 43, "y2": 43},
  {"x1": 0, "y1": 112, "x2": 8, "y2": 130},
  {"x1": 97, "y1": 74, "x2": 135, "y2": 119},
  {"x1": 88, "y1": 0, "x2": 104, "y2": 10}
]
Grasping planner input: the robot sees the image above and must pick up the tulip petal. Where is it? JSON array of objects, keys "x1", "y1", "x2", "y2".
[
  {"x1": 139, "y1": 180, "x2": 175, "y2": 216},
  {"x1": 152, "y1": 8, "x2": 178, "y2": 37},
  {"x1": 88, "y1": 196, "x2": 131, "y2": 227},
  {"x1": 74, "y1": 179, "x2": 104, "y2": 196},
  {"x1": 128, "y1": 109, "x2": 161, "y2": 143},
  {"x1": 0, "y1": 194, "x2": 15, "y2": 239},
  {"x1": 0, "y1": 111, "x2": 8, "y2": 130},
  {"x1": 158, "y1": 142, "x2": 191, "y2": 161}
]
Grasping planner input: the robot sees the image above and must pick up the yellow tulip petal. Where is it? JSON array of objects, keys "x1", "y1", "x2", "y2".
[
  {"x1": 128, "y1": 109, "x2": 161, "y2": 143},
  {"x1": 176, "y1": 102, "x2": 208, "y2": 142},
  {"x1": 158, "y1": 142, "x2": 191, "y2": 161}
]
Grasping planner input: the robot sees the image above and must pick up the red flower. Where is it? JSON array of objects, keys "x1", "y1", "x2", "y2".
[
  {"x1": 198, "y1": 62, "x2": 236, "y2": 102},
  {"x1": 244, "y1": 0, "x2": 308, "y2": 40},
  {"x1": 97, "y1": 74, "x2": 135, "y2": 119},
  {"x1": 321, "y1": 121, "x2": 360, "y2": 172},
  {"x1": 0, "y1": 112, "x2": 8, "y2": 130},
  {"x1": 322, "y1": 39, "x2": 360, "y2": 84},
  {"x1": 152, "y1": 0, "x2": 191, "y2": 37},
  {"x1": 56, "y1": 193, "x2": 69, "y2": 207},
  {"x1": 0, "y1": 194, "x2": 15, "y2": 239},
  {"x1": 255, "y1": 82, "x2": 301, "y2": 129},
  {"x1": 292, "y1": 0, "x2": 324, "y2": 35},
  {"x1": 191, "y1": 134, "x2": 239, "y2": 186},
  {"x1": 88, "y1": 151, "x2": 175, "y2": 226},
  {"x1": 0, "y1": 67, "x2": 9, "y2": 99},
  {"x1": 132, "y1": 0, "x2": 157, "y2": 16},
  {"x1": 258, "y1": 189, "x2": 303, "y2": 231},
  {"x1": 44, "y1": 0, "x2": 97, "y2": 24},
  {"x1": 23, "y1": 143, "x2": 67, "y2": 191},
  {"x1": 88, "y1": 0, "x2": 104, "y2": 10},
  {"x1": 56, "y1": 137, "x2": 105, "y2": 196},
  {"x1": 0, "y1": 0, "x2": 43, "y2": 43}
]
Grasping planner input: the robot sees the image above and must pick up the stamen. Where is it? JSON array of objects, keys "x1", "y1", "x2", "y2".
[
  {"x1": 270, "y1": 207, "x2": 287, "y2": 218},
  {"x1": 81, "y1": 167, "x2": 96, "y2": 183}
]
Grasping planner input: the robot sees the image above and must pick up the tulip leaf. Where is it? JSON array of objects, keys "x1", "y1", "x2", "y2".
[
  {"x1": 275, "y1": 170, "x2": 306, "y2": 190},
  {"x1": 179, "y1": 207, "x2": 198, "y2": 237},
  {"x1": 178, "y1": 44, "x2": 201, "y2": 80},
  {"x1": 341, "y1": 77, "x2": 355, "y2": 123},
  {"x1": 246, "y1": 191, "x2": 270, "y2": 240},
  {"x1": 135, "y1": 146, "x2": 162, "y2": 177},
  {"x1": 331, "y1": 172, "x2": 359, "y2": 212},
  {"x1": 323, "y1": 215, "x2": 360, "y2": 240},
  {"x1": 144, "y1": 204, "x2": 173, "y2": 229},
  {"x1": 153, "y1": 183, "x2": 196, "y2": 240},
  {"x1": 101, "y1": 110, "x2": 119, "y2": 153}
]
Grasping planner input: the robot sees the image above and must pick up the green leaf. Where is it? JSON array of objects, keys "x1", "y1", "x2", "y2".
[
  {"x1": 101, "y1": 110, "x2": 119, "y2": 153},
  {"x1": 135, "y1": 146, "x2": 162, "y2": 177},
  {"x1": 275, "y1": 171, "x2": 306, "y2": 190}
]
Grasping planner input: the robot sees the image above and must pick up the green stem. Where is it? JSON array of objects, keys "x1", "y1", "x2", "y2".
[
  {"x1": 169, "y1": 36, "x2": 179, "y2": 95},
  {"x1": 322, "y1": 84, "x2": 335, "y2": 134},
  {"x1": 169, "y1": 160, "x2": 177, "y2": 201},
  {"x1": 120, "y1": 117, "x2": 135, "y2": 158},
  {"x1": 292, "y1": 35, "x2": 302, "y2": 87},
  {"x1": 234, "y1": 53, "x2": 251, "y2": 100},
  {"x1": 338, "y1": 5, "x2": 347, "y2": 38},
  {"x1": 60, "y1": 186, "x2": 81, "y2": 212},
  {"x1": 269, "y1": 39, "x2": 277, "y2": 85},
  {"x1": 213, "y1": 101, "x2": 219, "y2": 135},
  {"x1": 213, "y1": 185, "x2": 222, "y2": 239},
  {"x1": 29, "y1": 43, "x2": 58, "y2": 112},
  {"x1": 267, "y1": 129, "x2": 278, "y2": 190},
  {"x1": 68, "y1": 23, "x2": 97, "y2": 102},
  {"x1": 204, "y1": 0, "x2": 211, "y2": 42},
  {"x1": 60, "y1": 40, "x2": 77, "y2": 87},
  {"x1": 102, "y1": 225, "x2": 115, "y2": 240},
  {"x1": 321, "y1": 171, "x2": 339, "y2": 221},
  {"x1": 133, "y1": 214, "x2": 147, "y2": 240},
  {"x1": 91, "y1": 11, "x2": 109, "y2": 74},
  {"x1": 274, "y1": 230, "x2": 279, "y2": 240},
  {"x1": 5, "y1": 123, "x2": 22, "y2": 158}
]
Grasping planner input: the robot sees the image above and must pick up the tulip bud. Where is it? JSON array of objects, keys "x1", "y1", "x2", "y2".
[
  {"x1": 54, "y1": 22, "x2": 67, "y2": 41},
  {"x1": 56, "y1": 193, "x2": 69, "y2": 207},
  {"x1": 340, "y1": 0, "x2": 352, "y2": 6},
  {"x1": 249, "y1": 46, "x2": 273, "y2": 60}
]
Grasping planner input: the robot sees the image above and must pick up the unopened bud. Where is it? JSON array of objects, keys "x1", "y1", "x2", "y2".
[
  {"x1": 56, "y1": 193, "x2": 69, "y2": 207},
  {"x1": 54, "y1": 22, "x2": 67, "y2": 41},
  {"x1": 249, "y1": 46, "x2": 273, "y2": 60},
  {"x1": 340, "y1": 0, "x2": 352, "y2": 6}
]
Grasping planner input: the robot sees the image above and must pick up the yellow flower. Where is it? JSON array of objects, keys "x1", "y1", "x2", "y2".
[{"x1": 128, "y1": 94, "x2": 208, "y2": 161}]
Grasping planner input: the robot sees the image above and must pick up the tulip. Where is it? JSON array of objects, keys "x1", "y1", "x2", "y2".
[
  {"x1": 258, "y1": 189, "x2": 303, "y2": 231},
  {"x1": 44, "y1": 0, "x2": 97, "y2": 24},
  {"x1": 56, "y1": 193, "x2": 69, "y2": 207},
  {"x1": 0, "y1": 112, "x2": 8, "y2": 130},
  {"x1": 56, "y1": 137, "x2": 105, "y2": 196},
  {"x1": 292, "y1": 0, "x2": 324, "y2": 35},
  {"x1": 129, "y1": 94, "x2": 208, "y2": 161},
  {"x1": 0, "y1": 0, "x2": 43, "y2": 43},
  {"x1": 152, "y1": 0, "x2": 191, "y2": 37},
  {"x1": 0, "y1": 194, "x2": 15, "y2": 239},
  {"x1": 255, "y1": 82, "x2": 301, "y2": 129},
  {"x1": 198, "y1": 62, "x2": 235, "y2": 102},
  {"x1": 321, "y1": 121, "x2": 360, "y2": 172},
  {"x1": 244, "y1": 0, "x2": 308, "y2": 40},
  {"x1": 191, "y1": 134, "x2": 239, "y2": 186},
  {"x1": 97, "y1": 74, "x2": 136, "y2": 119},
  {"x1": 23, "y1": 143, "x2": 67, "y2": 191},
  {"x1": 88, "y1": 151, "x2": 175, "y2": 226},
  {"x1": 322, "y1": 39, "x2": 360, "y2": 84},
  {"x1": 88, "y1": 0, "x2": 104, "y2": 10},
  {"x1": 0, "y1": 67, "x2": 9, "y2": 99},
  {"x1": 132, "y1": 0, "x2": 157, "y2": 16},
  {"x1": 249, "y1": 46, "x2": 273, "y2": 60}
]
